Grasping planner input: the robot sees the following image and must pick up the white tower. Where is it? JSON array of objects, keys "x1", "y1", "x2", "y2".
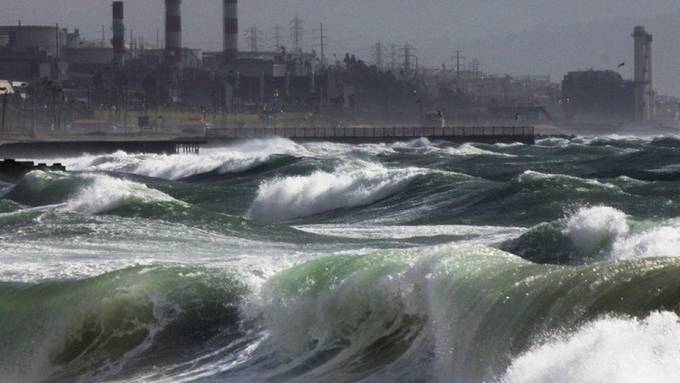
[{"x1": 633, "y1": 26, "x2": 654, "y2": 121}]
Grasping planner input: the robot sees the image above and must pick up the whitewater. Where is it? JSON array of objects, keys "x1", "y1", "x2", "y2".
[{"x1": 3, "y1": 135, "x2": 680, "y2": 382}]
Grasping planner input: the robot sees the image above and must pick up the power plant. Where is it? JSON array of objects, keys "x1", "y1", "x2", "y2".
[
  {"x1": 165, "y1": 0, "x2": 183, "y2": 70},
  {"x1": 0, "y1": 1, "x2": 675, "y2": 140},
  {"x1": 560, "y1": 25, "x2": 658, "y2": 125},
  {"x1": 112, "y1": 1, "x2": 125, "y2": 68},
  {"x1": 223, "y1": 0, "x2": 239, "y2": 62}
]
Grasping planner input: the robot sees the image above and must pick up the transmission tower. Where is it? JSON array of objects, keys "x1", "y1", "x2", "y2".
[
  {"x1": 451, "y1": 50, "x2": 466, "y2": 76},
  {"x1": 400, "y1": 44, "x2": 417, "y2": 71},
  {"x1": 245, "y1": 25, "x2": 260, "y2": 52},
  {"x1": 390, "y1": 44, "x2": 397, "y2": 70},
  {"x1": 290, "y1": 16, "x2": 304, "y2": 53},
  {"x1": 373, "y1": 41, "x2": 385, "y2": 68},
  {"x1": 271, "y1": 26, "x2": 284, "y2": 51},
  {"x1": 314, "y1": 23, "x2": 328, "y2": 64}
]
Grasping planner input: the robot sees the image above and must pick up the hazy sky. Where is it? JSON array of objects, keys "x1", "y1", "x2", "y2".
[{"x1": 2, "y1": 1, "x2": 680, "y2": 93}]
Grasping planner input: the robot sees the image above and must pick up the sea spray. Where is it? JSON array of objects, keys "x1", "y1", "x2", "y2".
[
  {"x1": 5, "y1": 135, "x2": 680, "y2": 382},
  {"x1": 502, "y1": 312, "x2": 680, "y2": 383},
  {"x1": 248, "y1": 161, "x2": 429, "y2": 222},
  {"x1": 58, "y1": 138, "x2": 310, "y2": 180},
  {"x1": 5, "y1": 171, "x2": 182, "y2": 214},
  {"x1": 564, "y1": 206, "x2": 629, "y2": 254},
  {"x1": 505, "y1": 206, "x2": 680, "y2": 264}
]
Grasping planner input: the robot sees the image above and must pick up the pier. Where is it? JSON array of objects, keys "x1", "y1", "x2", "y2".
[
  {"x1": 0, "y1": 159, "x2": 65, "y2": 183},
  {"x1": 0, "y1": 125, "x2": 534, "y2": 159},
  {"x1": 0, "y1": 138, "x2": 206, "y2": 157},
  {"x1": 207, "y1": 126, "x2": 536, "y2": 145}
]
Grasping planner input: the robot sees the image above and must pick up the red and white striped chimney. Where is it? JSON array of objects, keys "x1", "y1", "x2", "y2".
[
  {"x1": 165, "y1": 0, "x2": 182, "y2": 66},
  {"x1": 223, "y1": 0, "x2": 238, "y2": 62},
  {"x1": 112, "y1": 1, "x2": 125, "y2": 67}
]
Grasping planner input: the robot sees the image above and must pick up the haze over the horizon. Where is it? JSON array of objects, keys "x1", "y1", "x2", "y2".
[{"x1": 2, "y1": 0, "x2": 679, "y2": 95}]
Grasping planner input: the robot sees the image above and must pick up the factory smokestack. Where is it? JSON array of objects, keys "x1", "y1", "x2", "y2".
[
  {"x1": 112, "y1": 1, "x2": 125, "y2": 67},
  {"x1": 223, "y1": 0, "x2": 238, "y2": 62},
  {"x1": 165, "y1": 0, "x2": 182, "y2": 67}
]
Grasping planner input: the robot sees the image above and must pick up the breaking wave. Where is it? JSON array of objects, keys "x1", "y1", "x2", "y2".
[
  {"x1": 0, "y1": 266, "x2": 247, "y2": 383},
  {"x1": 60, "y1": 138, "x2": 309, "y2": 180},
  {"x1": 248, "y1": 161, "x2": 431, "y2": 223},
  {"x1": 502, "y1": 312, "x2": 680, "y2": 383},
  {"x1": 4, "y1": 245, "x2": 680, "y2": 382},
  {"x1": 504, "y1": 206, "x2": 680, "y2": 264},
  {"x1": 6, "y1": 171, "x2": 180, "y2": 214}
]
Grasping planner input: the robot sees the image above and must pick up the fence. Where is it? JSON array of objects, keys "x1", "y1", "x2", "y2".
[{"x1": 206, "y1": 126, "x2": 535, "y2": 140}]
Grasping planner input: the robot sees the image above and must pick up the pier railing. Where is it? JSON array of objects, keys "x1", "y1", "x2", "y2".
[{"x1": 206, "y1": 126, "x2": 535, "y2": 140}]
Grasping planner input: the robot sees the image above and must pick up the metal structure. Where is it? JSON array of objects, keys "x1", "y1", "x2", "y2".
[
  {"x1": 400, "y1": 44, "x2": 417, "y2": 72},
  {"x1": 223, "y1": 0, "x2": 238, "y2": 62},
  {"x1": 0, "y1": 25, "x2": 65, "y2": 57},
  {"x1": 633, "y1": 26, "x2": 654, "y2": 121},
  {"x1": 373, "y1": 41, "x2": 385, "y2": 69},
  {"x1": 315, "y1": 23, "x2": 327, "y2": 64},
  {"x1": 245, "y1": 25, "x2": 259, "y2": 52},
  {"x1": 290, "y1": 16, "x2": 304, "y2": 53},
  {"x1": 165, "y1": 0, "x2": 182, "y2": 67},
  {"x1": 271, "y1": 26, "x2": 284, "y2": 50},
  {"x1": 205, "y1": 126, "x2": 536, "y2": 145},
  {"x1": 112, "y1": 1, "x2": 125, "y2": 67}
]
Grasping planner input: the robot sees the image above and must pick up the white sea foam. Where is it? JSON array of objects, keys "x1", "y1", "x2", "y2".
[
  {"x1": 502, "y1": 311, "x2": 680, "y2": 383},
  {"x1": 248, "y1": 161, "x2": 427, "y2": 223},
  {"x1": 564, "y1": 206, "x2": 629, "y2": 254},
  {"x1": 19, "y1": 171, "x2": 179, "y2": 214},
  {"x1": 58, "y1": 138, "x2": 309, "y2": 180},
  {"x1": 535, "y1": 137, "x2": 571, "y2": 147},
  {"x1": 610, "y1": 224, "x2": 680, "y2": 260},
  {"x1": 517, "y1": 170, "x2": 619, "y2": 190},
  {"x1": 295, "y1": 224, "x2": 525, "y2": 244},
  {"x1": 561, "y1": 206, "x2": 680, "y2": 260},
  {"x1": 65, "y1": 173, "x2": 179, "y2": 214},
  {"x1": 443, "y1": 143, "x2": 516, "y2": 157}
]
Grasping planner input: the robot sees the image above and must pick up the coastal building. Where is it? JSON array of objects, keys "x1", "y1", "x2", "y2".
[{"x1": 561, "y1": 70, "x2": 635, "y2": 121}]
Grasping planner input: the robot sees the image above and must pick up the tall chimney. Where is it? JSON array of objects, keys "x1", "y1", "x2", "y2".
[
  {"x1": 223, "y1": 0, "x2": 238, "y2": 62},
  {"x1": 633, "y1": 26, "x2": 654, "y2": 121},
  {"x1": 165, "y1": 0, "x2": 182, "y2": 67},
  {"x1": 112, "y1": 1, "x2": 125, "y2": 67}
]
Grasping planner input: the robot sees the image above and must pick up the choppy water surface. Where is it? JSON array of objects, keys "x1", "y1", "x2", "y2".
[{"x1": 3, "y1": 135, "x2": 680, "y2": 382}]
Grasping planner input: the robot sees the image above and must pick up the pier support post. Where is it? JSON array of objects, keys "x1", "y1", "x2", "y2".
[{"x1": 1, "y1": 93, "x2": 7, "y2": 138}]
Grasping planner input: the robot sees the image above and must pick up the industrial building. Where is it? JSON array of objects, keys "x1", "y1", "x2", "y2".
[
  {"x1": 0, "y1": 0, "x2": 323, "y2": 104},
  {"x1": 562, "y1": 70, "x2": 635, "y2": 121},
  {"x1": 561, "y1": 26, "x2": 655, "y2": 123},
  {"x1": 0, "y1": 24, "x2": 66, "y2": 81}
]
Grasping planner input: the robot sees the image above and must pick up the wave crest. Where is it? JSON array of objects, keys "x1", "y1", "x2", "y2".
[
  {"x1": 62, "y1": 138, "x2": 308, "y2": 180},
  {"x1": 248, "y1": 161, "x2": 428, "y2": 223},
  {"x1": 8, "y1": 171, "x2": 180, "y2": 214},
  {"x1": 502, "y1": 312, "x2": 680, "y2": 383},
  {"x1": 564, "y1": 206, "x2": 629, "y2": 254}
]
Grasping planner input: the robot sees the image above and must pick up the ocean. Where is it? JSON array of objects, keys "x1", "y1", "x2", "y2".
[{"x1": 2, "y1": 135, "x2": 680, "y2": 382}]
